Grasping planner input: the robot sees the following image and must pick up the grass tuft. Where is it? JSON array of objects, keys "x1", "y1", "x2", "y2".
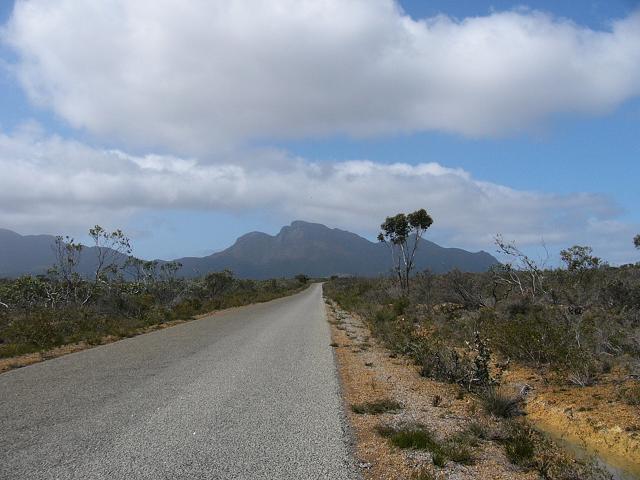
[
  {"x1": 479, "y1": 387, "x2": 523, "y2": 418},
  {"x1": 502, "y1": 421, "x2": 536, "y2": 467},
  {"x1": 376, "y1": 423, "x2": 474, "y2": 466},
  {"x1": 351, "y1": 398, "x2": 402, "y2": 415},
  {"x1": 466, "y1": 420, "x2": 490, "y2": 440},
  {"x1": 412, "y1": 467, "x2": 437, "y2": 480}
]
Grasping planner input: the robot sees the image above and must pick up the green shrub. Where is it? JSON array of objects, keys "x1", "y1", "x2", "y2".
[
  {"x1": 483, "y1": 305, "x2": 572, "y2": 366},
  {"x1": 393, "y1": 297, "x2": 410, "y2": 315}
]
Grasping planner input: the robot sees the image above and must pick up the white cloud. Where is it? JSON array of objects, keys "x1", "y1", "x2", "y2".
[
  {"x1": 3, "y1": 1, "x2": 640, "y2": 151},
  {"x1": 0, "y1": 128, "x2": 637, "y2": 263}
]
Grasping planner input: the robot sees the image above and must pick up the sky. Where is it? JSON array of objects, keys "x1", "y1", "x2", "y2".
[{"x1": 0, "y1": 0, "x2": 638, "y2": 263}]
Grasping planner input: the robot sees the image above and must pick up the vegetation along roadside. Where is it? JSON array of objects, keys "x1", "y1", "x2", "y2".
[
  {"x1": 324, "y1": 210, "x2": 640, "y2": 479},
  {"x1": 0, "y1": 225, "x2": 310, "y2": 372}
]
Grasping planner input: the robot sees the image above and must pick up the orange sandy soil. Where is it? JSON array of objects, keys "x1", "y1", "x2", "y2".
[
  {"x1": 326, "y1": 299, "x2": 537, "y2": 480},
  {"x1": 502, "y1": 366, "x2": 640, "y2": 476}
]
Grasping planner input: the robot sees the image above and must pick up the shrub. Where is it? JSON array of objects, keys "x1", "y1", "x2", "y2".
[
  {"x1": 416, "y1": 338, "x2": 493, "y2": 391},
  {"x1": 393, "y1": 296, "x2": 410, "y2": 315},
  {"x1": 483, "y1": 305, "x2": 570, "y2": 366},
  {"x1": 417, "y1": 341, "x2": 471, "y2": 384},
  {"x1": 618, "y1": 381, "x2": 640, "y2": 406}
]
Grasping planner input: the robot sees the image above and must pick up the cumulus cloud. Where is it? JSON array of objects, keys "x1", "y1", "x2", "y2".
[
  {"x1": 1, "y1": 128, "x2": 636, "y2": 263},
  {"x1": 3, "y1": 0, "x2": 640, "y2": 151}
]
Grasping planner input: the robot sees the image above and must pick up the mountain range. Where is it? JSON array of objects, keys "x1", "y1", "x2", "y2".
[{"x1": 0, "y1": 221, "x2": 499, "y2": 279}]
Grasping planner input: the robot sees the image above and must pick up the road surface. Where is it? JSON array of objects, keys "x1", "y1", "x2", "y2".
[{"x1": 0, "y1": 284, "x2": 358, "y2": 479}]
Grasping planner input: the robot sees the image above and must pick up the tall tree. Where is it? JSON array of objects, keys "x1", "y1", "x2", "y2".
[
  {"x1": 378, "y1": 209, "x2": 433, "y2": 293},
  {"x1": 634, "y1": 234, "x2": 640, "y2": 250}
]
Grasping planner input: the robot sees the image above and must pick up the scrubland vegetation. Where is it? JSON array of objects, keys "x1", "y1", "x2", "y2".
[
  {"x1": 325, "y1": 211, "x2": 640, "y2": 479},
  {"x1": 0, "y1": 226, "x2": 306, "y2": 360},
  {"x1": 325, "y1": 259, "x2": 640, "y2": 392},
  {"x1": 325, "y1": 265, "x2": 639, "y2": 478}
]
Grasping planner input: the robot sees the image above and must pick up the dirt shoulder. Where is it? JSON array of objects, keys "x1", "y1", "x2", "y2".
[{"x1": 326, "y1": 299, "x2": 536, "y2": 480}]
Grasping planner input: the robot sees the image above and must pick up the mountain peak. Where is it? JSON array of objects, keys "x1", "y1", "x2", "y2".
[
  {"x1": 289, "y1": 220, "x2": 324, "y2": 228},
  {"x1": 283, "y1": 220, "x2": 329, "y2": 232}
]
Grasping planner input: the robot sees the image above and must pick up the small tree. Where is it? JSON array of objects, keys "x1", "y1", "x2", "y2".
[
  {"x1": 204, "y1": 269, "x2": 234, "y2": 297},
  {"x1": 378, "y1": 209, "x2": 433, "y2": 293},
  {"x1": 295, "y1": 274, "x2": 309, "y2": 284},
  {"x1": 560, "y1": 245, "x2": 601, "y2": 272},
  {"x1": 50, "y1": 235, "x2": 83, "y2": 282},
  {"x1": 156, "y1": 261, "x2": 184, "y2": 304},
  {"x1": 88, "y1": 225, "x2": 132, "y2": 284},
  {"x1": 48, "y1": 235, "x2": 84, "y2": 304},
  {"x1": 493, "y1": 235, "x2": 546, "y2": 298},
  {"x1": 125, "y1": 257, "x2": 160, "y2": 285}
]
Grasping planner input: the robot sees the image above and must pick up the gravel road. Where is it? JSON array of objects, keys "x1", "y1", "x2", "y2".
[{"x1": 0, "y1": 284, "x2": 358, "y2": 479}]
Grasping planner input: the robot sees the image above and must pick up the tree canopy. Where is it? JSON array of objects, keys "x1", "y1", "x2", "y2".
[{"x1": 378, "y1": 209, "x2": 433, "y2": 293}]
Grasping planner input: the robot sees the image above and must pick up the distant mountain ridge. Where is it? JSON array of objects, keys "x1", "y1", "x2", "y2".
[
  {"x1": 0, "y1": 228, "x2": 130, "y2": 278},
  {"x1": 0, "y1": 221, "x2": 499, "y2": 279}
]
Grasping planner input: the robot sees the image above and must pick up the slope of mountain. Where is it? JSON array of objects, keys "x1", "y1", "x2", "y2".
[
  {"x1": 0, "y1": 221, "x2": 499, "y2": 279},
  {"x1": 0, "y1": 228, "x2": 61, "y2": 277}
]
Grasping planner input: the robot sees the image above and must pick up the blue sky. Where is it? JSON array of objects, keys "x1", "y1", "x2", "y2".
[{"x1": 0, "y1": 0, "x2": 638, "y2": 263}]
